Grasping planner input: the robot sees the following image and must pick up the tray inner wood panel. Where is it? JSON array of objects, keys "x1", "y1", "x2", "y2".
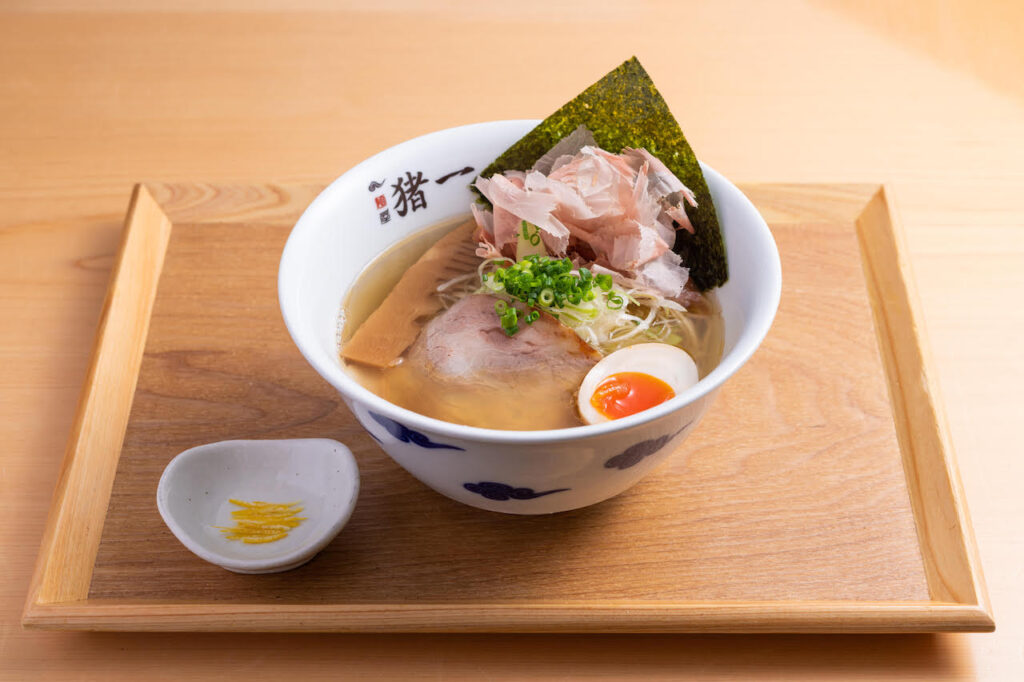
[{"x1": 89, "y1": 218, "x2": 930, "y2": 604}]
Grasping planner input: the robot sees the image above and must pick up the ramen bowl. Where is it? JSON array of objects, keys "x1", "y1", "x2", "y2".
[{"x1": 279, "y1": 120, "x2": 781, "y2": 514}]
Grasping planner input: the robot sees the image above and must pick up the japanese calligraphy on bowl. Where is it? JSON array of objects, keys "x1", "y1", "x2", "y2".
[{"x1": 367, "y1": 166, "x2": 474, "y2": 226}]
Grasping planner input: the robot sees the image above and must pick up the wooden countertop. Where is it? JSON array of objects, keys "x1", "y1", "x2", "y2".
[{"x1": 2, "y1": 2, "x2": 1021, "y2": 679}]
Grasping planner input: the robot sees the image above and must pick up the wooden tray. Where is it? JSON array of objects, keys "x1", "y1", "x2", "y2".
[{"x1": 23, "y1": 182, "x2": 993, "y2": 633}]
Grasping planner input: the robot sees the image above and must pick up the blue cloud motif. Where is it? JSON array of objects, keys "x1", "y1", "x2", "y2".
[
  {"x1": 604, "y1": 421, "x2": 693, "y2": 470},
  {"x1": 369, "y1": 411, "x2": 465, "y2": 451},
  {"x1": 463, "y1": 482, "x2": 570, "y2": 501}
]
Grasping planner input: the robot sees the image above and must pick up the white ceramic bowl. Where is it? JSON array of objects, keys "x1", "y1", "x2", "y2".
[
  {"x1": 279, "y1": 120, "x2": 781, "y2": 515},
  {"x1": 157, "y1": 439, "x2": 359, "y2": 573}
]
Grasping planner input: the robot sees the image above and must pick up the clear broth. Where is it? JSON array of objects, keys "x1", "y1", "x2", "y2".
[{"x1": 341, "y1": 216, "x2": 725, "y2": 430}]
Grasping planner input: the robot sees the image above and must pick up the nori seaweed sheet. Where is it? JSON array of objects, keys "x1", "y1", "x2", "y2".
[{"x1": 478, "y1": 57, "x2": 727, "y2": 290}]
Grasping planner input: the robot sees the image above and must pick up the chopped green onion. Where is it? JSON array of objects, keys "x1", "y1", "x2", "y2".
[
  {"x1": 499, "y1": 307, "x2": 519, "y2": 336},
  {"x1": 521, "y1": 220, "x2": 541, "y2": 246},
  {"x1": 481, "y1": 255, "x2": 630, "y2": 335}
]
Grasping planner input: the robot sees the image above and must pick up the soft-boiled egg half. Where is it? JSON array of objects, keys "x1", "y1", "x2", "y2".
[{"x1": 577, "y1": 343, "x2": 699, "y2": 425}]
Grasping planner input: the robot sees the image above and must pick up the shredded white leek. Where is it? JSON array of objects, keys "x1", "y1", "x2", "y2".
[{"x1": 435, "y1": 257, "x2": 714, "y2": 356}]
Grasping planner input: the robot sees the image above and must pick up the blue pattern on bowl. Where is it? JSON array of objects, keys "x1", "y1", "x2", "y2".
[
  {"x1": 463, "y1": 482, "x2": 570, "y2": 501},
  {"x1": 369, "y1": 411, "x2": 465, "y2": 451},
  {"x1": 604, "y1": 421, "x2": 693, "y2": 470}
]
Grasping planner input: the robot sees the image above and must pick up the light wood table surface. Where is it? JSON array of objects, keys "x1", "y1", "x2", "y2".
[{"x1": 2, "y1": 2, "x2": 1021, "y2": 679}]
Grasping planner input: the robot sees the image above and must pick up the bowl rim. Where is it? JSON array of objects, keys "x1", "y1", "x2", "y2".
[
  {"x1": 279, "y1": 120, "x2": 782, "y2": 444},
  {"x1": 156, "y1": 438, "x2": 360, "y2": 572}
]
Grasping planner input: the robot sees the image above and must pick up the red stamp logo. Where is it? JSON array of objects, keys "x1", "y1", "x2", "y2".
[{"x1": 374, "y1": 195, "x2": 387, "y2": 209}]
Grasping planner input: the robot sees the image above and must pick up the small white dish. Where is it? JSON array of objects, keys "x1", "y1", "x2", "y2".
[{"x1": 157, "y1": 439, "x2": 359, "y2": 574}]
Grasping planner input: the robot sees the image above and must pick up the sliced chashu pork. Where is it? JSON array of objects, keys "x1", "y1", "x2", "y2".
[
  {"x1": 380, "y1": 293, "x2": 600, "y2": 429},
  {"x1": 407, "y1": 293, "x2": 600, "y2": 384}
]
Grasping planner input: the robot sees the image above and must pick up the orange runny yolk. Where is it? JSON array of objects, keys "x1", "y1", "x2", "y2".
[{"x1": 590, "y1": 372, "x2": 676, "y2": 420}]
